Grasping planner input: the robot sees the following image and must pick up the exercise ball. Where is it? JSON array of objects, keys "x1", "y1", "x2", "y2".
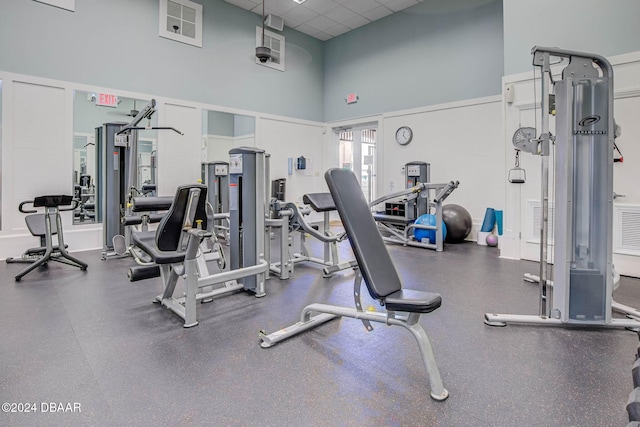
[
  {"x1": 414, "y1": 214, "x2": 447, "y2": 244},
  {"x1": 442, "y1": 204, "x2": 472, "y2": 243},
  {"x1": 486, "y1": 234, "x2": 498, "y2": 247}
]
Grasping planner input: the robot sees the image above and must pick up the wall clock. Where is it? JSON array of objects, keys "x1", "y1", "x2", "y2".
[{"x1": 395, "y1": 126, "x2": 413, "y2": 145}]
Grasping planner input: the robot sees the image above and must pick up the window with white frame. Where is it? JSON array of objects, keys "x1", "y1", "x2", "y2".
[
  {"x1": 159, "y1": 0, "x2": 203, "y2": 48},
  {"x1": 255, "y1": 27, "x2": 285, "y2": 71}
]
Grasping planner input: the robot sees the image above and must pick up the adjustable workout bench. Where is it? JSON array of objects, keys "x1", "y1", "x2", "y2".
[
  {"x1": 7, "y1": 195, "x2": 88, "y2": 281},
  {"x1": 260, "y1": 168, "x2": 448, "y2": 401}
]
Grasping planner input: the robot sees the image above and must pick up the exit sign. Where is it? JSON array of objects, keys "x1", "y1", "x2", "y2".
[
  {"x1": 96, "y1": 93, "x2": 118, "y2": 108},
  {"x1": 346, "y1": 93, "x2": 359, "y2": 104}
]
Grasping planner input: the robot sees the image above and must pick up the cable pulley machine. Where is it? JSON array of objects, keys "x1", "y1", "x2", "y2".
[{"x1": 485, "y1": 46, "x2": 640, "y2": 329}]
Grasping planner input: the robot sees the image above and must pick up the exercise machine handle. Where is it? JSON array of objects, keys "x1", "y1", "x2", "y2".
[
  {"x1": 59, "y1": 199, "x2": 80, "y2": 211},
  {"x1": 18, "y1": 200, "x2": 37, "y2": 214}
]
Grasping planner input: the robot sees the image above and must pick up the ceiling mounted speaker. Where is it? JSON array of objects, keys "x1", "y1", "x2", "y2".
[{"x1": 264, "y1": 14, "x2": 284, "y2": 31}]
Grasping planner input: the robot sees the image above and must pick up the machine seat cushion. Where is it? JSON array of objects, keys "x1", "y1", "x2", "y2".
[
  {"x1": 132, "y1": 231, "x2": 185, "y2": 264},
  {"x1": 384, "y1": 289, "x2": 442, "y2": 314},
  {"x1": 303, "y1": 193, "x2": 336, "y2": 212}
]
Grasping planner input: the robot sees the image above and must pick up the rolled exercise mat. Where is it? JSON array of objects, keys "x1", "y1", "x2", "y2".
[{"x1": 480, "y1": 208, "x2": 496, "y2": 232}]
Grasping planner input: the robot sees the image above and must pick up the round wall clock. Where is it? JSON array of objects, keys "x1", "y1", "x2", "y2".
[{"x1": 395, "y1": 126, "x2": 413, "y2": 145}]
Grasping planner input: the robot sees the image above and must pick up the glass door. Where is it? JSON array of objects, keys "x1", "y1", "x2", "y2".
[{"x1": 337, "y1": 124, "x2": 377, "y2": 203}]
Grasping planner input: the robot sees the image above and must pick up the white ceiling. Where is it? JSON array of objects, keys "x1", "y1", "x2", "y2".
[{"x1": 224, "y1": 0, "x2": 425, "y2": 41}]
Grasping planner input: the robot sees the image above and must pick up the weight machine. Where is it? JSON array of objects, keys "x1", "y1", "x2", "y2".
[
  {"x1": 96, "y1": 99, "x2": 182, "y2": 259},
  {"x1": 267, "y1": 192, "x2": 357, "y2": 279},
  {"x1": 485, "y1": 46, "x2": 640, "y2": 329},
  {"x1": 371, "y1": 162, "x2": 458, "y2": 251},
  {"x1": 130, "y1": 147, "x2": 269, "y2": 327}
]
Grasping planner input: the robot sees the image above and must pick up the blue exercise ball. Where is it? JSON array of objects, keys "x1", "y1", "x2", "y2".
[{"x1": 414, "y1": 214, "x2": 447, "y2": 244}]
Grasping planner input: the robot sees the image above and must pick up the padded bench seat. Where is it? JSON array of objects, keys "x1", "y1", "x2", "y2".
[
  {"x1": 303, "y1": 193, "x2": 336, "y2": 212},
  {"x1": 384, "y1": 289, "x2": 442, "y2": 313},
  {"x1": 132, "y1": 231, "x2": 186, "y2": 264}
]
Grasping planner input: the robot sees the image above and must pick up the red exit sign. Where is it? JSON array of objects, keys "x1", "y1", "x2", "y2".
[
  {"x1": 346, "y1": 93, "x2": 359, "y2": 104},
  {"x1": 96, "y1": 93, "x2": 118, "y2": 108}
]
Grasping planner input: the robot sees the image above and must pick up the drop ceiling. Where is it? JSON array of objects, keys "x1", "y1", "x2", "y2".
[{"x1": 224, "y1": 0, "x2": 425, "y2": 41}]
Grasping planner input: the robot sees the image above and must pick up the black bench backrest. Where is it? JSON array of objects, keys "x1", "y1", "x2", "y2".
[
  {"x1": 325, "y1": 168, "x2": 402, "y2": 300},
  {"x1": 155, "y1": 184, "x2": 208, "y2": 251}
]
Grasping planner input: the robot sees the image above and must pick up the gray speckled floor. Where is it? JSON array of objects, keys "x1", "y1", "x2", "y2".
[{"x1": 1, "y1": 238, "x2": 639, "y2": 426}]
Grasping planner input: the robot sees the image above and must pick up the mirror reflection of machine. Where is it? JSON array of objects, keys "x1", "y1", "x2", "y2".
[
  {"x1": 202, "y1": 161, "x2": 230, "y2": 241},
  {"x1": 72, "y1": 135, "x2": 97, "y2": 223},
  {"x1": 97, "y1": 99, "x2": 183, "y2": 259}
]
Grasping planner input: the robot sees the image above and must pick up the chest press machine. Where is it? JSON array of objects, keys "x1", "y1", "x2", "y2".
[
  {"x1": 260, "y1": 168, "x2": 449, "y2": 401},
  {"x1": 485, "y1": 46, "x2": 640, "y2": 329}
]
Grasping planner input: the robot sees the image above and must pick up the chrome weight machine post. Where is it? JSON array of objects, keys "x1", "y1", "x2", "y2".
[{"x1": 538, "y1": 51, "x2": 552, "y2": 318}]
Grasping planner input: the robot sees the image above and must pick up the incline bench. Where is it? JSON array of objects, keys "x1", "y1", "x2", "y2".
[{"x1": 260, "y1": 168, "x2": 448, "y2": 401}]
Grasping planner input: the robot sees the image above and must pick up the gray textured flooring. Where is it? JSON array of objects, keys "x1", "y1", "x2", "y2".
[{"x1": 1, "y1": 238, "x2": 639, "y2": 426}]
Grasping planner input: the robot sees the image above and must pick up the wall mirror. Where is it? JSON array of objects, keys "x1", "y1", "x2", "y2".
[
  {"x1": 201, "y1": 110, "x2": 255, "y2": 170},
  {"x1": 73, "y1": 90, "x2": 156, "y2": 224}
]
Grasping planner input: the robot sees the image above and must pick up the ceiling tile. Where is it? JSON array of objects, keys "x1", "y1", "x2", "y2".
[
  {"x1": 262, "y1": 0, "x2": 297, "y2": 16},
  {"x1": 362, "y1": 5, "x2": 393, "y2": 21},
  {"x1": 302, "y1": 0, "x2": 340, "y2": 15},
  {"x1": 342, "y1": 15, "x2": 370, "y2": 29},
  {"x1": 294, "y1": 23, "x2": 321, "y2": 36},
  {"x1": 343, "y1": 0, "x2": 379, "y2": 14},
  {"x1": 385, "y1": 0, "x2": 419, "y2": 13},
  {"x1": 324, "y1": 23, "x2": 351, "y2": 37},
  {"x1": 314, "y1": 32, "x2": 333, "y2": 41},
  {"x1": 305, "y1": 15, "x2": 339, "y2": 32},
  {"x1": 281, "y1": 5, "x2": 317, "y2": 24},
  {"x1": 224, "y1": 0, "x2": 421, "y2": 40},
  {"x1": 324, "y1": 6, "x2": 359, "y2": 23}
]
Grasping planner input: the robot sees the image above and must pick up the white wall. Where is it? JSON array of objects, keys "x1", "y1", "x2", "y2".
[
  {"x1": 323, "y1": 97, "x2": 503, "y2": 239},
  {"x1": 501, "y1": 51, "x2": 640, "y2": 278},
  {"x1": 258, "y1": 118, "x2": 326, "y2": 206}
]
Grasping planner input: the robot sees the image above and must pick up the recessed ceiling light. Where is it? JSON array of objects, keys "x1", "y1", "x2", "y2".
[{"x1": 292, "y1": 0, "x2": 306, "y2": 4}]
